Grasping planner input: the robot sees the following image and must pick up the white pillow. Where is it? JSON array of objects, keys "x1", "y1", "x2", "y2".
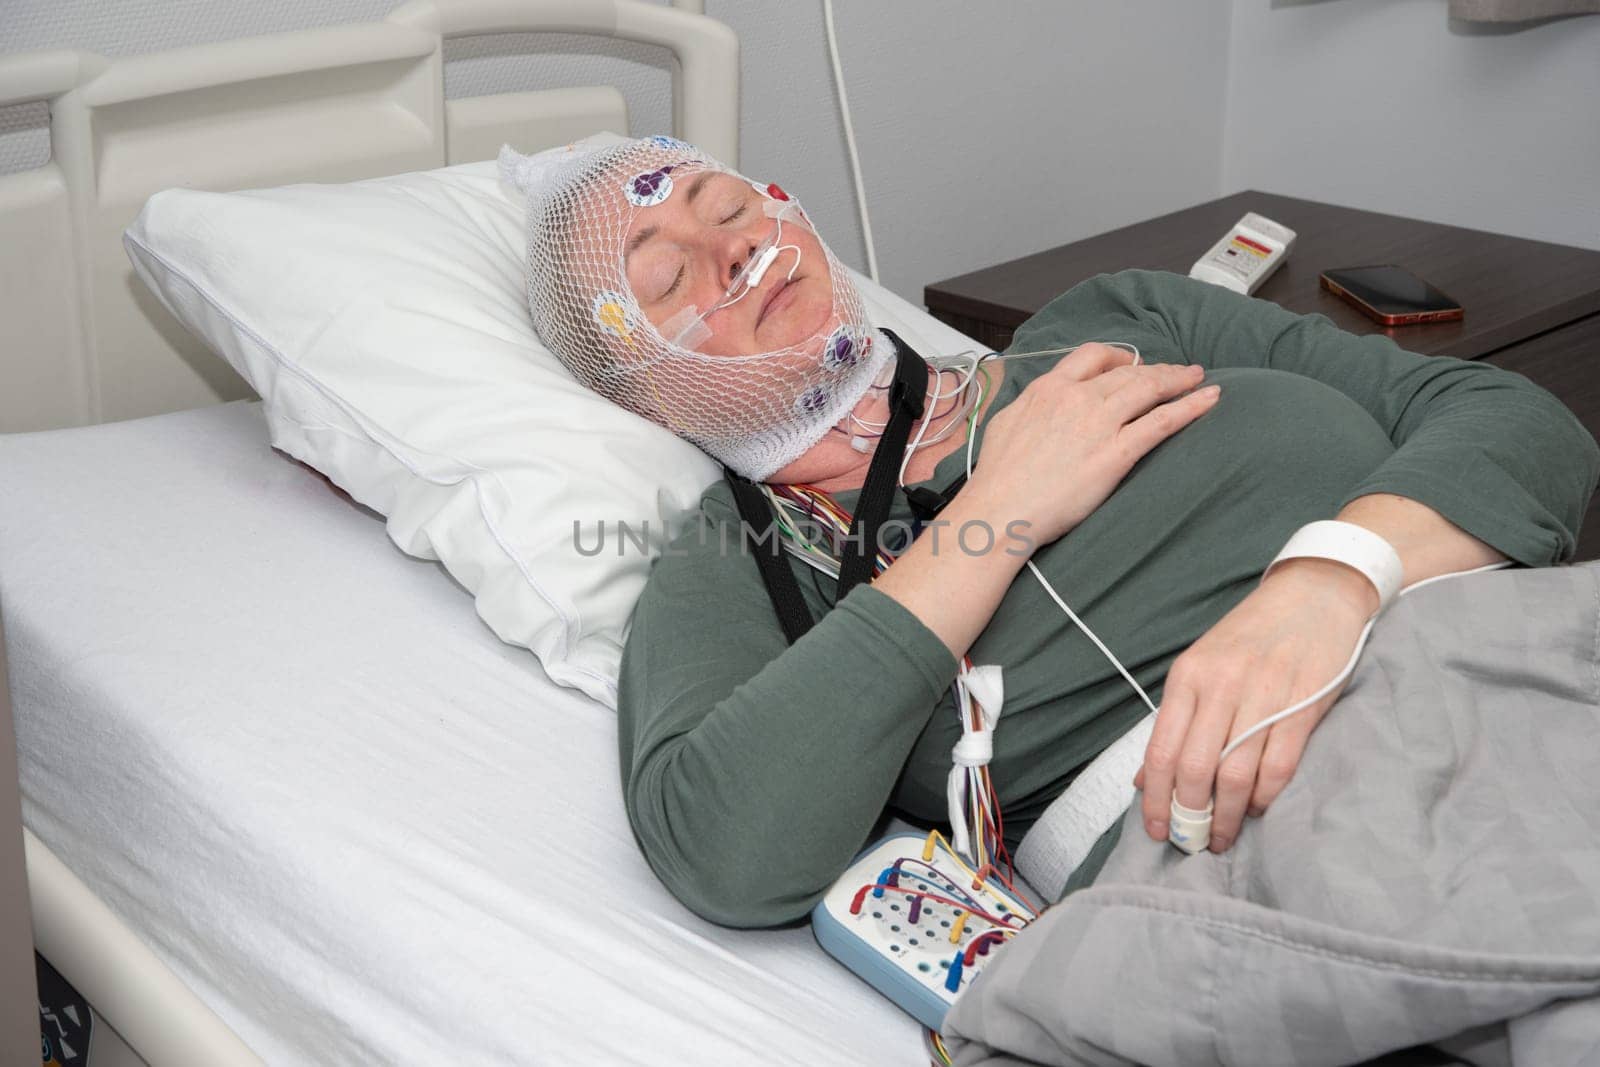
[{"x1": 123, "y1": 143, "x2": 983, "y2": 708}]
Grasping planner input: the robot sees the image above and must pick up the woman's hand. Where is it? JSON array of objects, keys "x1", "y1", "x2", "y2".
[
  {"x1": 876, "y1": 344, "x2": 1218, "y2": 662},
  {"x1": 968, "y1": 344, "x2": 1220, "y2": 546},
  {"x1": 1134, "y1": 560, "x2": 1378, "y2": 851}
]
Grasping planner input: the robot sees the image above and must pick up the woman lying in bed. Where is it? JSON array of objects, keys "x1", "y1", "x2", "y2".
[{"x1": 503, "y1": 136, "x2": 1599, "y2": 929}]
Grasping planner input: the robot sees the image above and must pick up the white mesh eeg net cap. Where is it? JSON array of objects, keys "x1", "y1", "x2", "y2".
[{"x1": 500, "y1": 135, "x2": 891, "y2": 481}]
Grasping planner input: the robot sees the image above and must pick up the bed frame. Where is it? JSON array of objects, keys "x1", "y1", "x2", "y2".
[
  {"x1": 0, "y1": 2, "x2": 738, "y2": 1061},
  {"x1": 0, "y1": 0, "x2": 736, "y2": 436}
]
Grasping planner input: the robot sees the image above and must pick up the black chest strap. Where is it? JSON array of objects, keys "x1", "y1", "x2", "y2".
[
  {"x1": 836, "y1": 330, "x2": 927, "y2": 599},
  {"x1": 726, "y1": 330, "x2": 929, "y2": 645},
  {"x1": 726, "y1": 473, "x2": 816, "y2": 645}
]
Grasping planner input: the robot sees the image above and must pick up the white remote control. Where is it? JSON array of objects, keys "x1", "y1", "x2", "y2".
[
  {"x1": 811, "y1": 832, "x2": 1037, "y2": 1032},
  {"x1": 1189, "y1": 212, "x2": 1296, "y2": 296}
]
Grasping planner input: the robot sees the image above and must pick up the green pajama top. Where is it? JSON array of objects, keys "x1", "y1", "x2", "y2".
[{"x1": 616, "y1": 270, "x2": 1600, "y2": 929}]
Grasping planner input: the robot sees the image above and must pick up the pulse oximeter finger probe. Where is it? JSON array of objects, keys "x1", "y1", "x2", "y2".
[{"x1": 1167, "y1": 796, "x2": 1214, "y2": 854}]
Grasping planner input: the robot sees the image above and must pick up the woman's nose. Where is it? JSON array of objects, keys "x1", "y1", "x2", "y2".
[{"x1": 714, "y1": 227, "x2": 762, "y2": 288}]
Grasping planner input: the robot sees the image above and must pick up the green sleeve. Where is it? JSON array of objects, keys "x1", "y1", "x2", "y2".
[
  {"x1": 617, "y1": 499, "x2": 958, "y2": 928},
  {"x1": 1011, "y1": 269, "x2": 1600, "y2": 567}
]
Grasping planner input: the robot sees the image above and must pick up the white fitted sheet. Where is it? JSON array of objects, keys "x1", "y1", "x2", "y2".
[{"x1": 0, "y1": 400, "x2": 923, "y2": 1065}]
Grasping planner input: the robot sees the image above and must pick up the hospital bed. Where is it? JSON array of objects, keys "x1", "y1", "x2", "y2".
[{"x1": 0, "y1": 2, "x2": 960, "y2": 1061}]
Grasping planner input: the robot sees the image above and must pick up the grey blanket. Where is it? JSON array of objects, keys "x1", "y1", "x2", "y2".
[{"x1": 942, "y1": 561, "x2": 1600, "y2": 1067}]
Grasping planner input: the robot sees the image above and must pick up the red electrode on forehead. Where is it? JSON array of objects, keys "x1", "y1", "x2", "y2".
[{"x1": 766, "y1": 183, "x2": 789, "y2": 201}]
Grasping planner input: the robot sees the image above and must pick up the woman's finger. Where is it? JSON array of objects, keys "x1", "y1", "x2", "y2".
[
  {"x1": 1247, "y1": 694, "x2": 1324, "y2": 815},
  {"x1": 1173, "y1": 681, "x2": 1237, "y2": 816},
  {"x1": 1095, "y1": 361, "x2": 1203, "y2": 406},
  {"x1": 1118, "y1": 385, "x2": 1221, "y2": 458},
  {"x1": 1051, "y1": 341, "x2": 1139, "y2": 382},
  {"x1": 1210, "y1": 715, "x2": 1270, "y2": 851},
  {"x1": 1140, "y1": 682, "x2": 1196, "y2": 840},
  {"x1": 1105, "y1": 369, "x2": 1212, "y2": 433}
]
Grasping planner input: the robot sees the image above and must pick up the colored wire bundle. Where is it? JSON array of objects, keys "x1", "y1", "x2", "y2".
[
  {"x1": 761, "y1": 481, "x2": 894, "y2": 580},
  {"x1": 841, "y1": 830, "x2": 1037, "y2": 1062},
  {"x1": 918, "y1": 828, "x2": 1036, "y2": 917},
  {"x1": 955, "y1": 649, "x2": 1009, "y2": 877}
]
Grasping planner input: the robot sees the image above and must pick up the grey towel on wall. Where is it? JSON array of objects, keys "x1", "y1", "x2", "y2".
[
  {"x1": 941, "y1": 561, "x2": 1600, "y2": 1067},
  {"x1": 1450, "y1": 0, "x2": 1600, "y2": 20}
]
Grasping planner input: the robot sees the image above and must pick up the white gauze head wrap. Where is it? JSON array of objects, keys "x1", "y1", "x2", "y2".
[{"x1": 500, "y1": 135, "x2": 890, "y2": 481}]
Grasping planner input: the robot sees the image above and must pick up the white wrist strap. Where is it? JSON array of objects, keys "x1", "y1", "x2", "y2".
[{"x1": 1261, "y1": 520, "x2": 1403, "y2": 616}]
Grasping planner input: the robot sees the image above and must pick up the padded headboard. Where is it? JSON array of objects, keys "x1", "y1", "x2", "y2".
[{"x1": 0, "y1": 0, "x2": 738, "y2": 433}]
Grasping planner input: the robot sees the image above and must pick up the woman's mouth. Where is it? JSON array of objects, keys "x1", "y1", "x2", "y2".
[{"x1": 758, "y1": 277, "x2": 799, "y2": 327}]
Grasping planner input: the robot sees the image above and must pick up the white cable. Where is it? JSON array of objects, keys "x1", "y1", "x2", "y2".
[
  {"x1": 994, "y1": 341, "x2": 1143, "y2": 365},
  {"x1": 898, "y1": 356, "x2": 983, "y2": 486},
  {"x1": 821, "y1": 0, "x2": 880, "y2": 284},
  {"x1": 913, "y1": 365, "x2": 984, "y2": 450},
  {"x1": 1216, "y1": 558, "x2": 1514, "y2": 762},
  {"x1": 1026, "y1": 561, "x2": 1162, "y2": 718},
  {"x1": 953, "y1": 359, "x2": 1163, "y2": 725},
  {"x1": 964, "y1": 370, "x2": 983, "y2": 475}
]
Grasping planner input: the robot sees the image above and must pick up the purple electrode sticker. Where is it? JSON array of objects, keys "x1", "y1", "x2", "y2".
[
  {"x1": 822, "y1": 327, "x2": 862, "y2": 370},
  {"x1": 625, "y1": 167, "x2": 675, "y2": 207},
  {"x1": 794, "y1": 385, "x2": 831, "y2": 415}
]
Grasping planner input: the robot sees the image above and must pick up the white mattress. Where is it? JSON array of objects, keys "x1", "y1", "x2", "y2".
[{"x1": 0, "y1": 400, "x2": 924, "y2": 1065}]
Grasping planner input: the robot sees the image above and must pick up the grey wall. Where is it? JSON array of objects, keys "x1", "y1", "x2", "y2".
[
  {"x1": 10, "y1": 1, "x2": 1591, "y2": 301},
  {"x1": 6, "y1": 2, "x2": 1593, "y2": 294},
  {"x1": 0, "y1": 0, "x2": 1230, "y2": 305},
  {"x1": 710, "y1": 1, "x2": 1231, "y2": 300},
  {"x1": 1222, "y1": 0, "x2": 1600, "y2": 252}
]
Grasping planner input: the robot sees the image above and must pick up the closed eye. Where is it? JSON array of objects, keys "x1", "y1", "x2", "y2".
[
  {"x1": 662, "y1": 264, "x2": 685, "y2": 300},
  {"x1": 720, "y1": 203, "x2": 748, "y2": 225}
]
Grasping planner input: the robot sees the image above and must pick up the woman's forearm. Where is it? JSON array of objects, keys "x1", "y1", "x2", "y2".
[
  {"x1": 622, "y1": 575, "x2": 960, "y2": 928},
  {"x1": 871, "y1": 484, "x2": 1031, "y2": 659},
  {"x1": 1340, "y1": 491, "x2": 1509, "y2": 585},
  {"x1": 1262, "y1": 491, "x2": 1509, "y2": 613}
]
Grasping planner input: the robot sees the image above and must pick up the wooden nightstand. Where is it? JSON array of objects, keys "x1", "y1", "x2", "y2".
[{"x1": 925, "y1": 191, "x2": 1600, "y2": 563}]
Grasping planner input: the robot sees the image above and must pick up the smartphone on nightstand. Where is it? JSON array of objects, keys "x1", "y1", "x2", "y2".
[{"x1": 1320, "y1": 265, "x2": 1464, "y2": 326}]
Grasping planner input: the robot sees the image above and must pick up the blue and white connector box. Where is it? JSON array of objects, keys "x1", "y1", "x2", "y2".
[{"x1": 810, "y1": 832, "x2": 1032, "y2": 1032}]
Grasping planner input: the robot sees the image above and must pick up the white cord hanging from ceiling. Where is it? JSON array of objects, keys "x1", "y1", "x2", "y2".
[{"x1": 822, "y1": 0, "x2": 881, "y2": 284}]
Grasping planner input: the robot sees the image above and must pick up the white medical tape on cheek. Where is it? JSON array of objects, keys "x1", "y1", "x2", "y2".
[
  {"x1": 661, "y1": 306, "x2": 712, "y2": 349},
  {"x1": 762, "y1": 197, "x2": 815, "y2": 235}
]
